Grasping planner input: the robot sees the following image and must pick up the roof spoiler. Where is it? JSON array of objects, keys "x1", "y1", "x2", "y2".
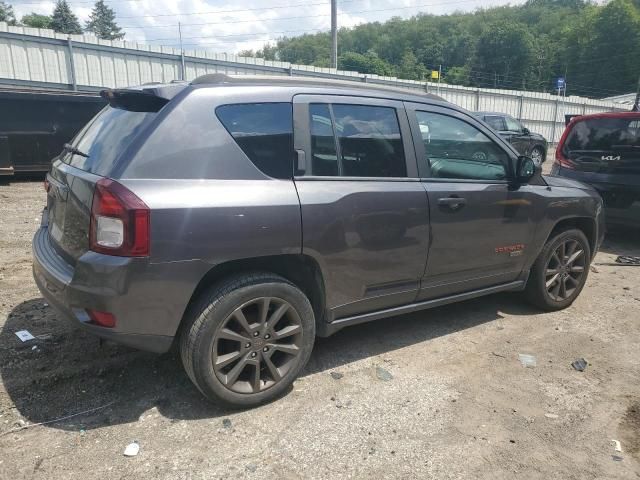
[{"x1": 100, "y1": 83, "x2": 187, "y2": 112}]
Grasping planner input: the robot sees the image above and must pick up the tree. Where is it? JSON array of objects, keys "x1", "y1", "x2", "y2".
[
  {"x1": 472, "y1": 21, "x2": 535, "y2": 89},
  {"x1": 0, "y1": 1, "x2": 16, "y2": 25},
  {"x1": 51, "y1": 0, "x2": 83, "y2": 35},
  {"x1": 21, "y1": 13, "x2": 53, "y2": 29},
  {"x1": 397, "y1": 50, "x2": 427, "y2": 80},
  {"x1": 338, "y1": 50, "x2": 394, "y2": 76},
  {"x1": 85, "y1": 0, "x2": 124, "y2": 40}
]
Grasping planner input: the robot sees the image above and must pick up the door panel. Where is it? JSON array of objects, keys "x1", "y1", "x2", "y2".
[
  {"x1": 405, "y1": 102, "x2": 535, "y2": 299},
  {"x1": 293, "y1": 95, "x2": 429, "y2": 319},
  {"x1": 419, "y1": 181, "x2": 533, "y2": 299}
]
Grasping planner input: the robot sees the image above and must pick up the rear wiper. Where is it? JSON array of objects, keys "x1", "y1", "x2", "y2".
[{"x1": 63, "y1": 143, "x2": 89, "y2": 158}]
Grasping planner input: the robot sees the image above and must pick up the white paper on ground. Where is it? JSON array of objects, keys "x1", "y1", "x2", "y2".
[
  {"x1": 124, "y1": 441, "x2": 140, "y2": 457},
  {"x1": 15, "y1": 330, "x2": 35, "y2": 342}
]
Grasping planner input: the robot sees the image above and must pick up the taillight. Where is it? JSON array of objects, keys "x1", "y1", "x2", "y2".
[
  {"x1": 89, "y1": 178, "x2": 150, "y2": 257},
  {"x1": 555, "y1": 149, "x2": 575, "y2": 169}
]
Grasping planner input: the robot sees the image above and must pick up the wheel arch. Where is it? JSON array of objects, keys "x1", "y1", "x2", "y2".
[
  {"x1": 546, "y1": 217, "x2": 597, "y2": 260},
  {"x1": 177, "y1": 254, "x2": 327, "y2": 340}
]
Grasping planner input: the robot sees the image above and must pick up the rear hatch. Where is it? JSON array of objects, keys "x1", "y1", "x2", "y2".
[
  {"x1": 560, "y1": 114, "x2": 640, "y2": 175},
  {"x1": 45, "y1": 87, "x2": 174, "y2": 263}
]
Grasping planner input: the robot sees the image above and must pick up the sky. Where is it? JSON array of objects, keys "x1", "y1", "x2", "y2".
[{"x1": 10, "y1": 0, "x2": 528, "y2": 53}]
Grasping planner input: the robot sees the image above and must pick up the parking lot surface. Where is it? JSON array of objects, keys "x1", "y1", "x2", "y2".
[{"x1": 1, "y1": 178, "x2": 639, "y2": 479}]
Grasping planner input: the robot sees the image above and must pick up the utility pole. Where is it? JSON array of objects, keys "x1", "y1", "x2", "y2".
[
  {"x1": 178, "y1": 21, "x2": 186, "y2": 81},
  {"x1": 438, "y1": 65, "x2": 442, "y2": 96},
  {"x1": 330, "y1": 0, "x2": 337, "y2": 69}
]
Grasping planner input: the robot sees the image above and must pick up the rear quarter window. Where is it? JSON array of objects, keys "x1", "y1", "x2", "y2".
[{"x1": 216, "y1": 103, "x2": 294, "y2": 179}]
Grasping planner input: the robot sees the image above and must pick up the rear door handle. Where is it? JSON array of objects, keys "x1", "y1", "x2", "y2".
[{"x1": 437, "y1": 196, "x2": 466, "y2": 210}]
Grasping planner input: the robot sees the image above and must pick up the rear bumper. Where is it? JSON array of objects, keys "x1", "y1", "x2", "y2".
[
  {"x1": 551, "y1": 165, "x2": 640, "y2": 228},
  {"x1": 32, "y1": 226, "x2": 185, "y2": 353}
]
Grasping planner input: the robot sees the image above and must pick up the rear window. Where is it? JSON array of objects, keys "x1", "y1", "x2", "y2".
[
  {"x1": 63, "y1": 106, "x2": 156, "y2": 175},
  {"x1": 565, "y1": 117, "x2": 640, "y2": 152},
  {"x1": 216, "y1": 103, "x2": 294, "y2": 179}
]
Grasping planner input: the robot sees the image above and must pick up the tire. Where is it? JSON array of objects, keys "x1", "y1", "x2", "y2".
[
  {"x1": 524, "y1": 228, "x2": 591, "y2": 311},
  {"x1": 530, "y1": 146, "x2": 545, "y2": 166},
  {"x1": 180, "y1": 272, "x2": 315, "y2": 408}
]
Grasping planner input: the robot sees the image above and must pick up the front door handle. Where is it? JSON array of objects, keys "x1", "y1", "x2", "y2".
[{"x1": 437, "y1": 196, "x2": 466, "y2": 210}]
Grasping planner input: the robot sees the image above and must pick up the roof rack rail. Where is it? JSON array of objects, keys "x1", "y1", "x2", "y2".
[{"x1": 190, "y1": 73, "x2": 444, "y2": 101}]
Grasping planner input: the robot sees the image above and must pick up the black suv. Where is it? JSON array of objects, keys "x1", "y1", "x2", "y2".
[
  {"x1": 32, "y1": 75, "x2": 604, "y2": 407},
  {"x1": 474, "y1": 111, "x2": 548, "y2": 165},
  {"x1": 552, "y1": 112, "x2": 640, "y2": 228}
]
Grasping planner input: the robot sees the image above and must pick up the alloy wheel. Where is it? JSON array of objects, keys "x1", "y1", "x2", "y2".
[
  {"x1": 212, "y1": 297, "x2": 303, "y2": 394},
  {"x1": 531, "y1": 148, "x2": 543, "y2": 166},
  {"x1": 545, "y1": 239, "x2": 586, "y2": 301}
]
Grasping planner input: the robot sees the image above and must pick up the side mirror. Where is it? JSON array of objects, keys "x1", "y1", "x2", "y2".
[
  {"x1": 522, "y1": 127, "x2": 531, "y2": 135},
  {"x1": 515, "y1": 155, "x2": 536, "y2": 184}
]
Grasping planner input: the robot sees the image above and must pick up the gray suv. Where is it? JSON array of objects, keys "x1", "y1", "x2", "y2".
[{"x1": 33, "y1": 75, "x2": 604, "y2": 407}]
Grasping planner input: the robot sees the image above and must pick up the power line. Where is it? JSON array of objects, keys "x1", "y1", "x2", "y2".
[
  {"x1": 118, "y1": 0, "x2": 485, "y2": 29},
  {"x1": 116, "y1": 0, "x2": 364, "y2": 20},
  {"x1": 145, "y1": 28, "x2": 328, "y2": 43}
]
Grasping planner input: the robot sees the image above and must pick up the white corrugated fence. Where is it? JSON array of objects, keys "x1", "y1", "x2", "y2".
[{"x1": 0, "y1": 22, "x2": 625, "y2": 143}]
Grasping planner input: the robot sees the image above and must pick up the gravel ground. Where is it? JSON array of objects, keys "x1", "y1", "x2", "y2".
[{"x1": 0, "y1": 175, "x2": 639, "y2": 480}]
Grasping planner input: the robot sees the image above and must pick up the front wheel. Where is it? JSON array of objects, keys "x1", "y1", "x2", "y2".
[
  {"x1": 530, "y1": 146, "x2": 545, "y2": 166},
  {"x1": 180, "y1": 272, "x2": 315, "y2": 407},
  {"x1": 524, "y1": 228, "x2": 591, "y2": 311}
]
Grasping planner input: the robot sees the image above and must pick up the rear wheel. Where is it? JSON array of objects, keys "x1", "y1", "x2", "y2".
[
  {"x1": 180, "y1": 272, "x2": 315, "y2": 407},
  {"x1": 524, "y1": 228, "x2": 590, "y2": 311}
]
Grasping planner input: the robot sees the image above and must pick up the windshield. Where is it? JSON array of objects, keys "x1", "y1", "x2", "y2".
[{"x1": 62, "y1": 106, "x2": 156, "y2": 175}]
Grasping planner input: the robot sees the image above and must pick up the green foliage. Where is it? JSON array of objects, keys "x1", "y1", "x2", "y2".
[
  {"x1": 85, "y1": 0, "x2": 124, "y2": 40},
  {"x1": 338, "y1": 50, "x2": 395, "y2": 76},
  {"x1": 246, "y1": 0, "x2": 640, "y2": 98},
  {"x1": 0, "y1": 1, "x2": 16, "y2": 25},
  {"x1": 21, "y1": 13, "x2": 53, "y2": 29},
  {"x1": 51, "y1": 0, "x2": 82, "y2": 35},
  {"x1": 471, "y1": 21, "x2": 535, "y2": 89}
]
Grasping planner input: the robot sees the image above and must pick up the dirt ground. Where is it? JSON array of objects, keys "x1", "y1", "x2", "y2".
[{"x1": 0, "y1": 175, "x2": 639, "y2": 480}]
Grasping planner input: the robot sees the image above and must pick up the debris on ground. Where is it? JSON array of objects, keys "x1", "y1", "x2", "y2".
[
  {"x1": 518, "y1": 354, "x2": 537, "y2": 368},
  {"x1": 246, "y1": 463, "x2": 258, "y2": 472},
  {"x1": 375, "y1": 366, "x2": 393, "y2": 381},
  {"x1": 15, "y1": 330, "x2": 35, "y2": 342},
  {"x1": 491, "y1": 352, "x2": 506, "y2": 359},
  {"x1": 123, "y1": 441, "x2": 140, "y2": 457},
  {"x1": 544, "y1": 413, "x2": 559, "y2": 419},
  {"x1": 222, "y1": 418, "x2": 232, "y2": 429},
  {"x1": 615, "y1": 255, "x2": 640, "y2": 266},
  {"x1": 330, "y1": 372, "x2": 344, "y2": 380},
  {"x1": 590, "y1": 265, "x2": 599, "y2": 273},
  {"x1": 571, "y1": 358, "x2": 588, "y2": 372},
  {"x1": 612, "y1": 455, "x2": 623, "y2": 462},
  {"x1": 611, "y1": 439, "x2": 622, "y2": 452}
]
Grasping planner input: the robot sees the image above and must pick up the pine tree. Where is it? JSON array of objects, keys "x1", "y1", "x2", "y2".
[
  {"x1": 0, "y1": 1, "x2": 17, "y2": 25},
  {"x1": 85, "y1": 0, "x2": 124, "y2": 40},
  {"x1": 50, "y1": 0, "x2": 83, "y2": 35}
]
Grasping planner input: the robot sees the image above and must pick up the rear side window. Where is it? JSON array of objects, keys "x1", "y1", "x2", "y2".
[
  {"x1": 63, "y1": 106, "x2": 156, "y2": 175},
  {"x1": 216, "y1": 103, "x2": 294, "y2": 179},
  {"x1": 565, "y1": 117, "x2": 640, "y2": 151},
  {"x1": 484, "y1": 115, "x2": 506, "y2": 131},
  {"x1": 308, "y1": 103, "x2": 407, "y2": 178}
]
